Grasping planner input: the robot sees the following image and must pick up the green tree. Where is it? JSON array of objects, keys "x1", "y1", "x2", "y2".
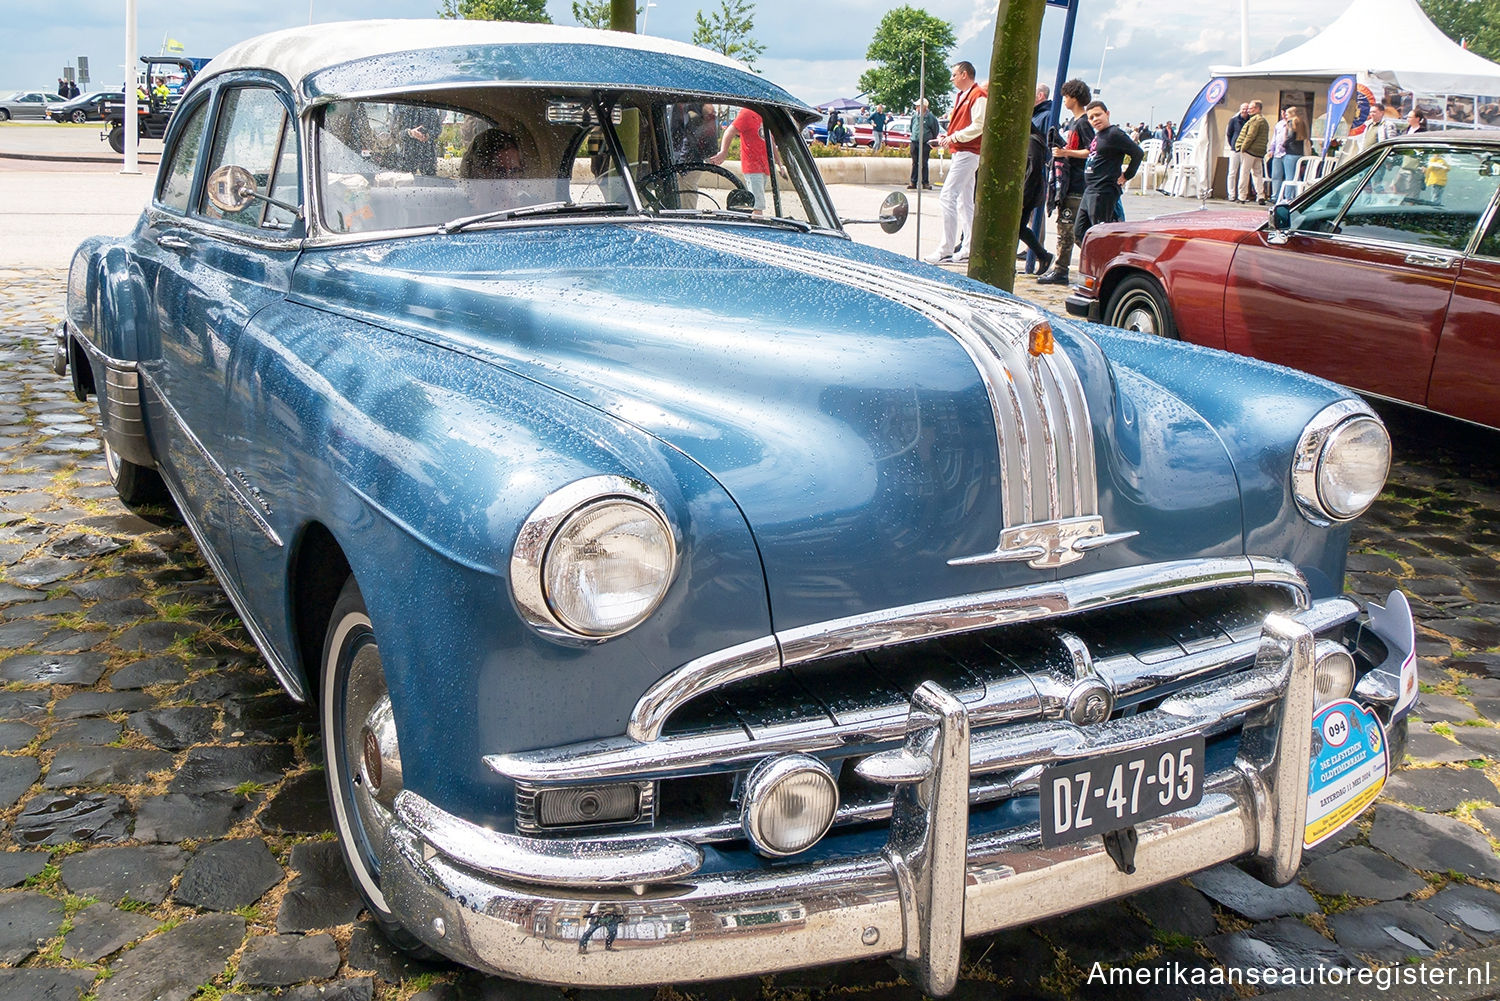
[
  {"x1": 1420, "y1": 0, "x2": 1500, "y2": 60},
  {"x1": 573, "y1": 0, "x2": 643, "y2": 28},
  {"x1": 692, "y1": 0, "x2": 766, "y2": 68},
  {"x1": 438, "y1": 0, "x2": 552, "y2": 23},
  {"x1": 857, "y1": 7, "x2": 957, "y2": 114}
]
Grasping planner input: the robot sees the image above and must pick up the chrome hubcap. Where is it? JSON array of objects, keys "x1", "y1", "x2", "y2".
[
  {"x1": 343, "y1": 641, "x2": 393, "y2": 870},
  {"x1": 1117, "y1": 297, "x2": 1159, "y2": 335}
]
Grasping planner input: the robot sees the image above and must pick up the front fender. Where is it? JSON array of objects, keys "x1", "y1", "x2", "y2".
[{"x1": 1081, "y1": 320, "x2": 1362, "y2": 597}]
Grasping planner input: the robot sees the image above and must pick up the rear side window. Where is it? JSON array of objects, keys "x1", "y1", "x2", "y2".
[
  {"x1": 1336, "y1": 145, "x2": 1500, "y2": 251},
  {"x1": 156, "y1": 101, "x2": 209, "y2": 213},
  {"x1": 199, "y1": 87, "x2": 298, "y2": 231}
]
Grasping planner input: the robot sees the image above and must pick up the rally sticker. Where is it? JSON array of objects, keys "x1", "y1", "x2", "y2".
[{"x1": 1305, "y1": 699, "x2": 1388, "y2": 849}]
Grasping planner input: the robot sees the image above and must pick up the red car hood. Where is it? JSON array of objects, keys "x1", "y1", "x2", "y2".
[{"x1": 1094, "y1": 206, "x2": 1266, "y2": 239}]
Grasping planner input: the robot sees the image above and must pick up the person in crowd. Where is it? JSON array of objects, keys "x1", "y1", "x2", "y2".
[
  {"x1": 1225, "y1": 103, "x2": 1251, "y2": 203},
  {"x1": 1017, "y1": 121, "x2": 1054, "y2": 274},
  {"x1": 710, "y1": 105, "x2": 772, "y2": 213},
  {"x1": 1424, "y1": 148, "x2": 1449, "y2": 203},
  {"x1": 908, "y1": 98, "x2": 939, "y2": 190},
  {"x1": 1032, "y1": 83, "x2": 1052, "y2": 131},
  {"x1": 925, "y1": 60, "x2": 987, "y2": 264},
  {"x1": 1406, "y1": 109, "x2": 1428, "y2": 134},
  {"x1": 1234, "y1": 99, "x2": 1269, "y2": 203},
  {"x1": 1269, "y1": 106, "x2": 1307, "y2": 201},
  {"x1": 827, "y1": 107, "x2": 842, "y2": 145},
  {"x1": 1038, "y1": 77, "x2": 1094, "y2": 286},
  {"x1": 870, "y1": 104, "x2": 888, "y2": 151},
  {"x1": 1074, "y1": 100, "x2": 1143, "y2": 247},
  {"x1": 390, "y1": 104, "x2": 443, "y2": 175}
]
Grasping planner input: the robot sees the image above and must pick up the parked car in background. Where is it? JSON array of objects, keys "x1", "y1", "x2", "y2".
[
  {"x1": 47, "y1": 91, "x2": 122, "y2": 124},
  {"x1": 57, "y1": 20, "x2": 1414, "y2": 995},
  {"x1": 1, "y1": 90, "x2": 66, "y2": 120},
  {"x1": 1068, "y1": 130, "x2": 1500, "y2": 430}
]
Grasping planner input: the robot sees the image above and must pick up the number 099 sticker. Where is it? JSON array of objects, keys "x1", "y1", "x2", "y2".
[{"x1": 1304, "y1": 699, "x2": 1388, "y2": 849}]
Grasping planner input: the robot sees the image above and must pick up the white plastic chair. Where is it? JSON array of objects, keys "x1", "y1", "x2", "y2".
[
  {"x1": 1165, "y1": 144, "x2": 1198, "y2": 197},
  {"x1": 1135, "y1": 138, "x2": 1164, "y2": 191},
  {"x1": 1278, "y1": 155, "x2": 1336, "y2": 203}
]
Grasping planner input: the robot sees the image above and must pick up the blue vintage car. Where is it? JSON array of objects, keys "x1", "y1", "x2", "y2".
[{"x1": 56, "y1": 20, "x2": 1415, "y2": 994}]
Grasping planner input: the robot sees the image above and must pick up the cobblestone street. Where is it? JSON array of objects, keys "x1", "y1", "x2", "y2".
[{"x1": 2, "y1": 264, "x2": 1500, "y2": 1001}]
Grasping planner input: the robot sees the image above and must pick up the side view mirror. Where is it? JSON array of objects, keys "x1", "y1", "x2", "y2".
[
  {"x1": 1271, "y1": 203, "x2": 1291, "y2": 230},
  {"x1": 206, "y1": 163, "x2": 302, "y2": 218},
  {"x1": 726, "y1": 189, "x2": 757, "y2": 212},
  {"x1": 840, "y1": 190, "x2": 909, "y2": 233}
]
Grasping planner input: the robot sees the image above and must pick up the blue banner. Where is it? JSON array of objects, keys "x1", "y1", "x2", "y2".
[
  {"x1": 1323, "y1": 75, "x2": 1357, "y2": 156},
  {"x1": 1178, "y1": 77, "x2": 1227, "y2": 140}
]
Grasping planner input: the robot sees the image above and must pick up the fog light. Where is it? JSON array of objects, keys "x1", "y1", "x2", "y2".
[
  {"x1": 741, "y1": 754, "x2": 838, "y2": 857},
  {"x1": 537, "y1": 784, "x2": 640, "y2": 828},
  {"x1": 1313, "y1": 639, "x2": 1357, "y2": 709}
]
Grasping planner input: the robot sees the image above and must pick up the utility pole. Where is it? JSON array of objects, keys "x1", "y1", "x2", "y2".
[
  {"x1": 969, "y1": 0, "x2": 1045, "y2": 292},
  {"x1": 123, "y1": 0, "x2": 139, "y2": 175}
]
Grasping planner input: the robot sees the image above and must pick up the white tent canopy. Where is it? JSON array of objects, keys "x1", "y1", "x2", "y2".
[{"x1": 1210, "y1": 0, "x2": 1500, "y2": 96}]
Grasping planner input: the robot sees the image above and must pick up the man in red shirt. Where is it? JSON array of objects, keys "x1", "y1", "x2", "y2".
[
  {"x1": 711, "y1": 106, "x2": 771, "y2": 213},
  {"x1": 926, "y1": 61, "x2": 986, "y2": 264}
]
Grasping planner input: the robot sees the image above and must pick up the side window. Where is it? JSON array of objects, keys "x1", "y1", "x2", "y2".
[
  {"x1": 199, "y1": 87, "x2": 298, "y2": 231},
  {"x1": 1289, "y1": 158, "x2": 1380, "y2": 233},
  {"x1": 1478, "y1": 208, "x2": 1500, "y2": 260},
  {"x1": 156, "y1": 101, "x2": 209, "y2": 213},
  {"x1": 1334, "y1": 146, "x2": 1500, "y2": 251}
]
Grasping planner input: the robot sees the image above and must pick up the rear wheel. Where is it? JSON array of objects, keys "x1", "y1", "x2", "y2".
[
  {"x1": 0, "y1": 109, "x2": 10, "y2": 122},
  {"x1": 1105, "y1": 274, "x2": 1178, "y2": 340},
  {"x1": 70, "y1": 110, "x2": 87, "y2": 124},
  {"x1": 321, "y1": 577, "x2": 435, "y2": 957},
  {"x1": 107, "y1": 125, "x2": 124, "y2": 154},
  {"x1": 102, "y1": 437, "x2": 168, "y2": 506}
]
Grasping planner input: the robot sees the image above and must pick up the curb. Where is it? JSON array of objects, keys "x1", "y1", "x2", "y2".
[{"x1": 0, "y1": 150, "x2": 160, "y2": 165}]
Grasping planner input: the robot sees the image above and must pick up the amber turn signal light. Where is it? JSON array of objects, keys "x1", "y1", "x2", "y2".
[{"x1": 1028, "y1": 321, "x2": 1055, "y2": 356}]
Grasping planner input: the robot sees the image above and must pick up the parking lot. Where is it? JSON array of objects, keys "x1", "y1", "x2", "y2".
[{"x1": 3, "y1": 138, "x2": 1500, "y2": 1001}]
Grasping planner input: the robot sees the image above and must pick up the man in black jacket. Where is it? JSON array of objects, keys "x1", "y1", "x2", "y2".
[
  {"x1": 1038, "y1": 78, "x2": 1093, "y2": 285},
  {"x1": 1074, "y1": 100, "x2": 1143, "y2": 248}
]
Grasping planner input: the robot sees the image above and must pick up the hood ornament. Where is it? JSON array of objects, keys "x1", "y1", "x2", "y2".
[{"x1": 950, "y1": 516, "x2": 1138, "y2": 570}]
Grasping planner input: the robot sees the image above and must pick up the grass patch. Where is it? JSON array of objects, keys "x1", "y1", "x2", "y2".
[
  {"x1": 232, "y1": 781, "x2": 264, "y2": 798},
  {"x1": 25, "y1": 862, "x2": 62, "y2": 892}
]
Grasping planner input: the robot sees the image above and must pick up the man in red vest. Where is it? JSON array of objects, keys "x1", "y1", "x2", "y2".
[{"x1": 925, "y1": 60, "x2": 987, "y2": 264}]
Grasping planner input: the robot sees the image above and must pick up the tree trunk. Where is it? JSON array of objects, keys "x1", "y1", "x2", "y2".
[
  {"x1": 969, "y1": 0, "x2": 1046, "y2": 292},
  {"x1": 609, "y1": 0, "x2": 634, "y2": 30}
]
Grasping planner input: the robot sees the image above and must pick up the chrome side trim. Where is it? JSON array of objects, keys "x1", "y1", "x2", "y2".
[
  {"x1": 626, "y1": 556, "x2": 1309, "y2": 742},
  {"x1": 491, "y1": 595, "x2": 1352, "y2": 790},
  {"x1": 136, "y1": 373, "x2": 305, "y2": 702},
  {"x1": 395, "y1": 789, "x2": 702, "y2": 886},
  {"x1": 646, "y1": 226, "x2": 1123, "y2": 570},
  {"x1": 138, "y1": 370, "x2": 284, "y2": 548}
]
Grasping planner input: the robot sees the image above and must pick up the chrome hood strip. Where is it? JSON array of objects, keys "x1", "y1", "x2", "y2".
[
  {"x1": 612, "y1": 556, "x2": 1303, "y2": 743},
  {"x1": 645, "y1": 226, "x2": 1111, "y2": 567}
]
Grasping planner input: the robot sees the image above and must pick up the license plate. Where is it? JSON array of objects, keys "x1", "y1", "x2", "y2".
[{"x1": 1039, "y1": 735, "x2": 1205, "y2": 847}]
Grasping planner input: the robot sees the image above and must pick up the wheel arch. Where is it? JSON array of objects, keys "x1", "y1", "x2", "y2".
[
  {"x1": 288, "y1": 520, "x2": 353, "y2": 705},
  {"x1": 1099, "y1": 263, "x2": 1166, "y2": 319}
]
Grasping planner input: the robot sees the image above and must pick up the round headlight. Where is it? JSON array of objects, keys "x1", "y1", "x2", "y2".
[
  {"x1": 1293, "y1": 403, "x2": 1390, "y2": 525},
  {"x1": 511, "y1": 476, "x2": 677, "y2": 642},
  {"x1": 742, "y1": 755, "x2": 839, "y2": 857},
  {"x1": 543, "y1": 499, "x2": 675, "y2": 636}
]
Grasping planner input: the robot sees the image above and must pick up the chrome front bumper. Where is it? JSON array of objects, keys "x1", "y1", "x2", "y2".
[{"x1": 379, "y1": 614, "x2": 1327, "y2": 994}]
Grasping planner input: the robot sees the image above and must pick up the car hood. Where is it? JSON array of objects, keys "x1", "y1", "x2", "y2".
[
  {"x1": 1093, "y1": 206, "x2": 1267, "y2": 239},
  {"x1": 293, "y1": 224, "x2": 1247, "y2": 630}
]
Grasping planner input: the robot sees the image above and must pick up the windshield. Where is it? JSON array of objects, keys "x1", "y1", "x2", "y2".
[{"x1": 315, "y1": 88, "x2": 834, "y2": 236}]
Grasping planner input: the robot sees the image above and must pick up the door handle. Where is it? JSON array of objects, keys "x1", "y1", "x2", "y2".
[
  {"x1": 155, "y1": 234, "x2": 191, "y2": 252},
  {"x1": 1404, "y1": 251, "x2": 1455, "y2": 268}
]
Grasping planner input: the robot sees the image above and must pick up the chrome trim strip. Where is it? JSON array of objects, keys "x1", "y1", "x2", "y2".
[
  {"x1": 492, "y1": 595, "x2": 1350, "y2": 791},
  {"x1": 136, "y1": 373, "x2": 305, "y2": 701},
  {"x1": 626, "y1": 556, "x2": 1308, "y2": 742},
  {"x1": 394, "y1": 790, "x2": 702, "y2": 886},
  {"x1": 139, "y1": 371, "x2": 284, "y2": 548},
  {"x1": 76, "y1": 338, "x2": 154, "y2": 469}
]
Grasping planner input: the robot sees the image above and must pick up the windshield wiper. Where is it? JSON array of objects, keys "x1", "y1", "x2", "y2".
[
  {"x1": 655, "y1": 208, "x2": 812, "y2": 233},
  {"x1": 439, "y1": 201, "x2": 629, "y2": 234}
]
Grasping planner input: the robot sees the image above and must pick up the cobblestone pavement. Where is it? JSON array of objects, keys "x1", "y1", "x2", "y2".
[{"x1": 2, "y1": 265, "x2": 1500, "y2": 1001}]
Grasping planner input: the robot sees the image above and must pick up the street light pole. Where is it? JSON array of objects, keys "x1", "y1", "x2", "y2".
[
  {"x1": 1096, "y1": 39, "x2": 1114, "y2": 96},
  {"x1": 123, "y1": 0, "x2": 138, "y2": 175},
  {"x1": 641, "y1": 1, "x2": 658, "y2": 33}
]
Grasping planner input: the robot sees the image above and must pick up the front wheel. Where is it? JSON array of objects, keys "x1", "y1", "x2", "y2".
[
  {"x1": 321, "y1": 577, "x2": 434, "y2": 957},
  {"x1": 70, "y1": 110, "x2": 87, "y2": 124},
  {"x1": 0, "y1": 109, "x2": 10, "y2": 122},
  {"x1": 1105, "y1": 274, "x2": 1178, "y2": 339}
]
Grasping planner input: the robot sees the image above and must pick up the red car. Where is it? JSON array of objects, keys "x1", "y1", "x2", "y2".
[{"x1": 1067, "y1": 131, "x2": 1500, "y2": 429}]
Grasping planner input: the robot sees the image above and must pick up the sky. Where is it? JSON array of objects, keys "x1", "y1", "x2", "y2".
[{"x1": 2, "y1": 0, "x2": 1359, "y2": 126}]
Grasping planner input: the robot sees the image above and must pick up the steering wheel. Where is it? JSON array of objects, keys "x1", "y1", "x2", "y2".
[{"x1": 637, "y1": 161, "x2": 747, "y2": 210}]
